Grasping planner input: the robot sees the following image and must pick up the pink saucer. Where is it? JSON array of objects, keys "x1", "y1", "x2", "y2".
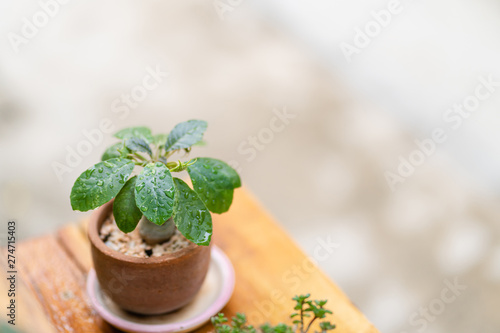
[{"x1": 87, "y1": 246, "x2": 235, "y2": 333}]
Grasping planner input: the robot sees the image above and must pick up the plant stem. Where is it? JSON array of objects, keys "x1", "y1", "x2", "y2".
[
  {"x1": 300, "y1": 306, "x2": 304, "y2": 333},
  {"x1": 155, "y1": 145, "x2": 162, "y2": 161},
  {"x1": 139, "y1": 217, "x2": 176, "y2": 245},
  {"x1": 304, "y1": 317, "x2": 317, "y2": 333},
  {"x1": 134, "y1": 153, "x2": 147, "y2": 161}
]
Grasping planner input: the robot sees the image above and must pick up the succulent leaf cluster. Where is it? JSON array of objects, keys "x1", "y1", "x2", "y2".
[{"x1": 70, "y1": 120, "x2": 241, "y2": 246}]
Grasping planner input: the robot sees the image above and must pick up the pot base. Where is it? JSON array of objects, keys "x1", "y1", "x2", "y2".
[{"x1": 87, "y1": 246, "x2": 235, "y2": 333}]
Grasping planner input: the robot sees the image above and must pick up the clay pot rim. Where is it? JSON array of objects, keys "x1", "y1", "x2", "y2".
[{"x1": 88, "y1": 200, "x2": 203, "y2": 265}]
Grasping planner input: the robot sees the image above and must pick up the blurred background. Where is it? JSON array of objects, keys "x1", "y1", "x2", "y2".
[{"x1": 1, "y1": 0, "x2": 500, "y2": 332}]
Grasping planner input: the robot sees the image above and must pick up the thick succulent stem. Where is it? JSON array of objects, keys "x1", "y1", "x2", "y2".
[{"x1": 138, "y1": 216, "x2": 176, "y2": 245}]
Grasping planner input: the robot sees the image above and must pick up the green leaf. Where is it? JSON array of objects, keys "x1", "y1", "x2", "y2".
[
  {"x1": 272, "y1": 323, "x2": 293, "y2": 333},
  {"x1": 114, "y1": 126, "x2": 154, "y2": 143},
  {"x1": 165, "y1": 120, "x2": 207, "y2": 152},
  {"x1": 125, "y1": 137, "x2": 152, "y2": 156},
  {"x1": 315, "y1": 300, "x2": 328, "y2": 307},
  {"x1": 193, "y1": 140, "x2": 207, "y2": 147},
  {"x1": 135, "y1": 162, "x2": 175, "y2": 224},
  {"x1": 260, "y1": 323, "x2": 273, "y2": 333},
  {"x1": 293, "y1": 294, "x2": 310, "y2": 302},
  {"x1": 212, "y1": 313, "x2": 228, "y2": 325},
  {"x1": 320, "y1": 322, "x2": 336, "y2": 331},
  {"x1": 153, "y1": 133, "x2": 168, "y2": 145},
  {"x1": 113, "y1": 176, "x2": 142, "y2": 233},
  {"x1": 187, "y1": 157, "x2": 241, "y2": 214},
  {"x1": 70, "y1": 158, "x2": 135, "y2": 212},
  {"x1": 0, "y1": 323, "x2": 18, "y2": 333},
  {"x1": 172, "y1": 178, "x2": 212, "y2": 246},
  {"x1": 101, "y1": 142, "x2": 130, "y2": 161}
]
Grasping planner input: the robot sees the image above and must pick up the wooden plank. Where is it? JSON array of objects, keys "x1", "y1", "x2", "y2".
[
  {"x1": 57, "y1": 223, "x2": 93, "y2": 274},
  {"x1": 0, "y1": 253, "x2": 57, "y2": 333},
  {"x1": 16, "y1": 235, "x2": 114, "y2": 333}
]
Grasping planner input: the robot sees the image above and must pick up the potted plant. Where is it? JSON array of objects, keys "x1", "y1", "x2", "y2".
[{"x1": 70, "y1": 120, "x2": 241, "y2": 315}]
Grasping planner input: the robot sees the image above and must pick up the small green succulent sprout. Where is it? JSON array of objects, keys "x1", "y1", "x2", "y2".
[
  {"x1": 70, "y1": 120, "x2": 241, "y2": 246},
  {"x1": 212, "y1": 313, "x2": 257, "y2": 333},
  {"x1": 212, "y1": 295, "x2": 335, "y2": 333},
  {"x1": 291, "y1": 294, "x2": 335, "y2": 333}
]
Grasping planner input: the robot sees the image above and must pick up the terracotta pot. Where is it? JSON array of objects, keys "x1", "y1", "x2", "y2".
[{"x1": 88, "y1": 200, "x2": 211, "y2": 315}]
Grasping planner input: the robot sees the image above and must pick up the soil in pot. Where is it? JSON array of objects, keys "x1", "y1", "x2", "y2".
[{"x1": 100, "y1": 217, "x2": 191, "y2": 258}]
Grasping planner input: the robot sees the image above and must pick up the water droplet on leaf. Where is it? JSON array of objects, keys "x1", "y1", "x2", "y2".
[{"x1": 85, "y1": 168, "x2": 95, "y2": 179}]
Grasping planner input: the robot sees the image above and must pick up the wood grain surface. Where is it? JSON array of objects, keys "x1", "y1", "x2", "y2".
[{"x1": 0, "y1": 189, "x2": 379, "y2": 333}]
